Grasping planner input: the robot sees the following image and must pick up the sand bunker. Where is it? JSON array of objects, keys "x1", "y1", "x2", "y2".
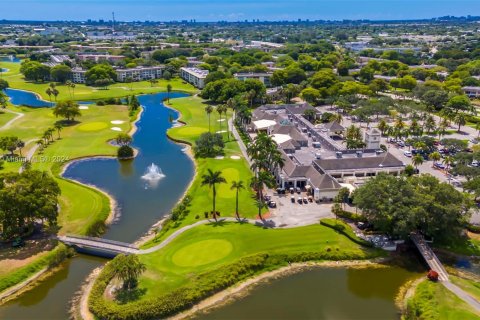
[
  {"x1": 111, "y1": 120, "x2": 125, "y2": 124},
  {"x1": 230, "y1": 156, "x2": 241, "y2": 160},
  {"x1": 79, "y1": 106, "x2": 89, "y2": 110},
  {"x1": 111, "y1": 127, "x2": 122, "y2": 132},
  {"x1": 215, "y1": 156, "x2": 225, "y2": 160}
]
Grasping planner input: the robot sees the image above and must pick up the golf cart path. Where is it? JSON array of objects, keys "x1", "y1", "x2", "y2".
[{"x1": 0, "y1": 108, "x2": 24, "y2": 130}]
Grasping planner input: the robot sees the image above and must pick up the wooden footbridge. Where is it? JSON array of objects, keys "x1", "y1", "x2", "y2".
[
  {"x1": 58, "y1": 235, "x2": 139, "y2": 258},
  {"x1": 410, "y1": 232, "x2": 449, "y2": 282}
]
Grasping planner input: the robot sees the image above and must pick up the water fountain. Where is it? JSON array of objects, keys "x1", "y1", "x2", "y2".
[{"x1": 141, "y1": 163, "x2": 165, "y2": 188}]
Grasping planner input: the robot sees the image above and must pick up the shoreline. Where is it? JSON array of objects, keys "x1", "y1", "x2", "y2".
[{"x1": 169, "y1": 259, "x2": 390, "y2": 320}]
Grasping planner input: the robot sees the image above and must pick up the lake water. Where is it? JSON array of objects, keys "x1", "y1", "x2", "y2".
[
  {"x1": 4, "y1": 88, "x2": 54, "y2": 107},
  {"x1": 197, "y1": 267, "x2": 419, "y2": 320},
  {"x1": 0, "y1": 92, "x2": 195, "y2": 319}
]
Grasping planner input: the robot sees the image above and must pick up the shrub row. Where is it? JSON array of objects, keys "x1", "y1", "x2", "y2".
[
  {"x1": 320, "y1": 219, "x2": 373, "y2": 247},
  {"x1": 334, "y1": 208, "x2": 367, "y2": 223},
  {"x1": 0, "y1": 244, "x2": 71, "y2": 294},
  {"x1": 90, "y1": 248, "x2": 377, "y2": 320}
]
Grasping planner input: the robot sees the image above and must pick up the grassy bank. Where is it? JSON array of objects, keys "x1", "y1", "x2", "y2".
[
  {"x1": 405, "y1": 279, "x2": 480, "y2": 320},
  {"x1": 0, "y1": 61, "x2": 197, "y2": 101},
  {"x1": 0, "y1": 103, "x2": 133, "y2": 296},
  {"x1": 90, "y1": 222, "x2": 383, "y2": 319}
]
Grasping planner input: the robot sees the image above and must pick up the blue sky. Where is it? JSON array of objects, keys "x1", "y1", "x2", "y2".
[{"x1": 0, "y1": 0, "x2": 478, "y2": 21}]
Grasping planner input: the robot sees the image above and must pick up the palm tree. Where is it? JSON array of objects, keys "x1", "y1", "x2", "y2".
[
  {"x1": 201, "y1": 169, "x2": 226, "y2": 222},
  {"x1": 429, "y1": 151, "x2": 441, "y2": 167},
  {"x1": 217, "y1": 104, "x2": 227, "y2": 136},
  {"x1": 52, "y1": 88, "x2": 59, "y2": 101},
  {"x1": 230, "y1": 180, "x2": 245, "y2": 220},
  {"x1": 70, "y1": 83, "x2": 76, "y2": 98},
  {"x1": 65, "y1": 80, "x2": 72, "y2": 98},
  {"x1": 166, "y1": 84, "x2": 172, "y2": 102},
  {"x1": 111, "y1": 254, "x2": 146, "y2": 290},
  {"x1": 454, "y1": 112, "x2": 467, "y2": 132},
  {"x1": 442, "y1": 156, "x2": 454, "y2": 172},
  {"x1": 412, "y1": 154, "x2": 424, "y2": 169},
  {"x1": 377, "y1": 119, "x2": 388, "y2": 135},
  {"x1": 45, "y1": 88, "x2": 53, "y2": 103},
  {"x1": 424, "y1": 115, "x2": 436, "y2": 135},
  {"x1": 36, "y1": 139, "x2": 44, "y2": 152},
  {"x1": 205, "y1": 105, "x2": 213, "y2": 133},
  {"x1": 54, "y1": 123, "x2": 63, "y2": 139},
  {"x1": 255, "y1": 199, "x2": 268, "y2": 222}
]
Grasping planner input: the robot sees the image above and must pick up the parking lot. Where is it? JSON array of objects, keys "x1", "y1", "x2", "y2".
[{"x1": 264, "y1": 189, "x2": 334, "y2": 227}]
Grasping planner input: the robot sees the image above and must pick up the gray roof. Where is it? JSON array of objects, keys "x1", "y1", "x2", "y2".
[
  {"x1": 306, "y1": 166, "x2": 342, "y2": 190},
  {"x1": 271, "y1": 125, "x2": 307, "y2": 143},
  {"x1": 324, "y1": 121, "x2": 345, "y2": 132},
  {"x1": 285, "y1": 103, "x2": 315, "y2": 115},
  {"x1": 315, "y1": 153, "x2": 404, "y2": 171}
]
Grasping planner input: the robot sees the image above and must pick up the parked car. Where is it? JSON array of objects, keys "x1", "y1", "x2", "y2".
[
  {"x1": 434, "y1": 162, "x2": 445, "y2": 169},
  {"x1": 263, "y1": 195, "x2": 271, "y2": 202},
  {"x1": 291, "y1": 196, "x2": 296, "y2": 203},
  {"x1": 404, "y1": 151, "x2": 412, "y2": 157},
  {"x1": 289, "y1": 187, "x2": 294, "y2": 194},
  {"x1": 296, "y1": 187, "x2": 301, "y2": 194},
  {"x1": 303, "y1": 197, "x2": 308, "y2": 204},
  {"x1": 298, "y1": 197, "x2": 303, "y2": 204},
  {"x1": 268, "y1": 201, "x2": 277, "y2": 208}
]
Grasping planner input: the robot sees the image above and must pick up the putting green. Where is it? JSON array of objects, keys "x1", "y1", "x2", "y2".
[
  {"x1": 171, "y1": 239, "x2": 233, "y2": 267},
  {"x1": 174, "y1": 126, "x2": 208, "y2": 137},
  {"x1": 78, "y1": 122, "x2": 108, "y2": 132}
]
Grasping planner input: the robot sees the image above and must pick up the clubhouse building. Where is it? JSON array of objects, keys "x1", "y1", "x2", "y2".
[{"x1": 247, "y1": 104, "x2": 405, "y2": 201}]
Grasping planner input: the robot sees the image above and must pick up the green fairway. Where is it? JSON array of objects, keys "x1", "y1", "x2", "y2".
[
  {"x1": 0, "y1": 61, "x2": 197, "y2": 102},
  {"x1": 0, "y1": 104, "x2": 131, "y2": 234},
  {"x1": 165, "y1": 96, "x2": 258, "y2": 224},
  {"x1": 138, "y1": 222, "x2": 379, "y2": 298}
]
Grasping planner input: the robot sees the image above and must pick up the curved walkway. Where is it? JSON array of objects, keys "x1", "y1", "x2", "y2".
[
  {"x1": 0, "y1": 108, "x2": 24, "y2": 130},
  {"x1": 139, "y1": 218, "x2": 257, "y2": 254}
]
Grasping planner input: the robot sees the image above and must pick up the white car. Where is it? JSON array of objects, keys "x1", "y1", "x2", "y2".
[{"x1": 404, "y1": 151, "x2": 412, "y2": 157}]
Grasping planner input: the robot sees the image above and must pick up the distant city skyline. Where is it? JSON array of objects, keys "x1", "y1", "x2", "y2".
[{"x1": 0, "y1": 0, "x2": 479, "y2": 22}]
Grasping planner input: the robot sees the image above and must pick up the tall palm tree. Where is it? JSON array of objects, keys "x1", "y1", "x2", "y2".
[
  {"x1": 205, "y1": 105, "x2": 213, "y2": 133},
  {"x1": 166, "y1": 84, "x2": 172, "y2": 102},
  {"x1": 454, "y1": 112, "x2": 467, "y2": 132},
  {"x1": 45, "y1": 88, "x2": 53, "y2": 103},
  {"x1": 54, "y1": 123, "x2": 63, "y2": 139},
  {"x1": 230, "y1": 180, "x2": 245, "y2": 220},
  {"x1": 429, "y1": 151, "x2": 441, "y2": 168},
  {"x1": 412, "y1": 154, "x2": 424, "y2": 169},
  {"x1": 201, "y1": 169, "x2": 226, "y2": 222},
  {"x1": 217, "y1": 104, "x2": 227, "y2": 136}
]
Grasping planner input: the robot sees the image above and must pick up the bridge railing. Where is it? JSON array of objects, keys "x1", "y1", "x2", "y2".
[{"x1": 64, "y1": 234, "x2": 138, "y2": 249}]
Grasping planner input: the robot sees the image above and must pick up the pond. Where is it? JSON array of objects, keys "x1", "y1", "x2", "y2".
[
  {"x1": 4, "y1": 88, "x2": 54, "y2": 107},
  {"x1": 0, "y1": 55, "x2": 20, "y2": 63},
  {"x1": 0, "y1": 92, "x2": 195, "y2": 319},
  {"x1": 3, "y1": 88, "x2": 94, "y2": 108},
  {"x1": 196, "y1": 266, "x2": 420, "y2": 320}
]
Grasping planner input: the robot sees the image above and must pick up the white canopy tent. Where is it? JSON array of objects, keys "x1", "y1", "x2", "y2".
[
  {"x1": 253, "y1": 119, "x2": 277, "y2": 131},
  {"x1": 271, "y1": 133, "x2": 292, "y2": 145}
]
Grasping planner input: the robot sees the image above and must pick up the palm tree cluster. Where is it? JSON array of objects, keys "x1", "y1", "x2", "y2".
[
  {"x1": 45, "y1": 83, "x2": 59, "y2": 103},
  {"x1": 247, "y1": 133, "x2": 285, "y2": 220},
  {"x1": 36, "y1": 123, "x2": 63, "y2": 152},
  {"x1": 345, "y1": 125, "x2": 366, "y2": 149}
]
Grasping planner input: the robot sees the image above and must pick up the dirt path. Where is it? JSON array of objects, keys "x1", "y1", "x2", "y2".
[{"x1": 0, "y1": 108, "x2": 24, "y2": 130}]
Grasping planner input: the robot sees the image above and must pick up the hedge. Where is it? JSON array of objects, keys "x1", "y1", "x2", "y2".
[
  {"x1": 335, "y1": 209, "x2": 367, "y2": 223},
  {"x1": 89, "y1": 249, "x2": 378, "y2": 319},
  {"x1": 467, "y1": 223, "x2": 480, "y2": 234},
  {"x1": 320, "y1": 219, "x2": 373, "y2": 247}
]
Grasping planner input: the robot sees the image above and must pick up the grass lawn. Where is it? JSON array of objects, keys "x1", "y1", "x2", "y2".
[
  {"x1": 137, "y1": 222, "x2": 379, "y2": 299},
  {"x1": 0, "y1": 110, "x2": 17, "y2": 127},
  {"x1": 0, "y1": 61, "x2": 197, "y2": 101},
  {"x1": 406, "y1": 280, "x2": 480, "y2": 320},
  {"x1": 163, "y1": 96, "x2": 258, "y2": 225},
  {"x1": 0, "y1": 104, "x2": 131, "y2": 235}
]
